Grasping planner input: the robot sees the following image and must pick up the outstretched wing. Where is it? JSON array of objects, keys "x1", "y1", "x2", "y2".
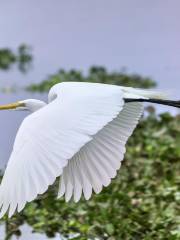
[
  {"x1": 58, "y1": 102, "x2": 143, "y2": 202},
  {"x1": 0, "y1": 83, "x2": 124, "y2": 217}
]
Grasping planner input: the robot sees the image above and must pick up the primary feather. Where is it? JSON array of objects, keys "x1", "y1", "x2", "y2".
[{"x1": 59, "y1": 102, "x2": 143, "y2": 201}]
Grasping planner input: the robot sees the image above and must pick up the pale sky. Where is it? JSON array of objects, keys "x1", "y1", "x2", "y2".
[{"x1": 0, "y1": 0, "x2": 179, "y2": 96}]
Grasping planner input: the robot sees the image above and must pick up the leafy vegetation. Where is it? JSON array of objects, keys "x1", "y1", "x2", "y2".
[
  {"x1": 0, "y1": 45, "x2": 32, "y2": 73},
  {"x1": 27, "y1": 66, "x2": 156, "y2": 92}
]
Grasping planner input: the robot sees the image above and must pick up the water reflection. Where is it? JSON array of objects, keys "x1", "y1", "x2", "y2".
[{"x1": 0, "y1": 224, "x2": 64, "y2": 240}]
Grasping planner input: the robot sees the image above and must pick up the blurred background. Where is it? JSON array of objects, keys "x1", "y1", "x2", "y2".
[{"x1": 0, "y1": 1, "x2": 179, "y2": 239}]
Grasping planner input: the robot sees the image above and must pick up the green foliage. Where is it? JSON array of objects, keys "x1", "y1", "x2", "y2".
[
  {"x1": 1, "y1": 113, "x2": 179, "y2": 239},
  {"x1": 27, "y1": 66, "x2": 156, "y2": 92},
  {"x1": 0, "y1": 44, "x2": 32, "y2": 73}
]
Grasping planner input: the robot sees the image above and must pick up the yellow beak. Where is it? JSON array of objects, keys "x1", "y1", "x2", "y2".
[{"x1": 0, "y1": 102, "x2": 25, "y2": 110}]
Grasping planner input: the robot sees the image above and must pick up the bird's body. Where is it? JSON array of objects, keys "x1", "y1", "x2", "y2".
[{"x1": 0, "y1": 82, "x2": 179, "y2": 218}]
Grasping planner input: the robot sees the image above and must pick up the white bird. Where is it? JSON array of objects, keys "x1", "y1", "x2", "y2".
[{"x1": 0, "y1": 82, "x2": 179, "y2": 218}]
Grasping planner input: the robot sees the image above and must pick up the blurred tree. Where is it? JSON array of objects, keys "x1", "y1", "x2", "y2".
[
  {"x1": 0, "y1": 44, "x2": 32, "y2": 73},
  {"x1": 27, "y1": 66, "x2": 156, "y2": 92}
]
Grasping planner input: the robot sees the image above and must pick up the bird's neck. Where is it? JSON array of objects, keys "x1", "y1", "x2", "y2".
[{"x1": 24, "y1": 100, "x2": 47, "y2": 112}]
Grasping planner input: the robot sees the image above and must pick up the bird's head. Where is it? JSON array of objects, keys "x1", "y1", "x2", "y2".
[{"x1": 0, "y1": 99, "x2": 46, "y2": 112}]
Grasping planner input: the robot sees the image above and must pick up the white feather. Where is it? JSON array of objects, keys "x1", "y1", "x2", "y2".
[
  {"x1": 59, "y1": 101, "x2": 143, "y2": 201},
  {"x1": 0, "y1": 82, "x2": 124, "y2": 217}
]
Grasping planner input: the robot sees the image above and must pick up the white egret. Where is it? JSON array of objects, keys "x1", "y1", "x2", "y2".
[{"x1": 0, "y1": 82, "x2": 179, "y2": 218}]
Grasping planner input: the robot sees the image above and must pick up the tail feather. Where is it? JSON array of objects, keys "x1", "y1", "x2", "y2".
[
  {"x1": 125, "y1": 98, "x2": 180, "y2": 108},
  {"x1": 121, "y1": 87, "x2": 169, "y2": 100}
]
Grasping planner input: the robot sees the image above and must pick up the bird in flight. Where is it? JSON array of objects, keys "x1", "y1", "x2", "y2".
[{"x1": 0, "y1": 82, "x2": 179, "y2": 218}]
